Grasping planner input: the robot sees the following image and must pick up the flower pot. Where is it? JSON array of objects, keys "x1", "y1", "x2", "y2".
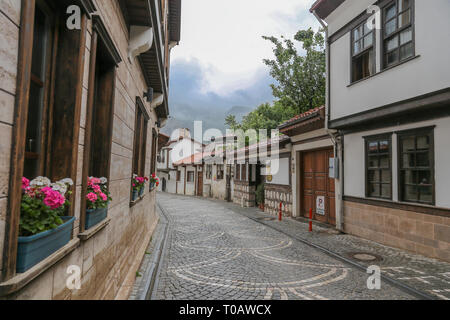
[
  {"x1": 150, "y1": 181, "x2": 156, "y2": 190},
  {"x1": 16, "y1": 216, "x2": 75, "y2": 273},
  {"x1": 132, "y1": 190, "x2": 139, "y2": 201},
  {"x1": 139, "y1": 188, "x2": 144, "y2": 197},
  {"x1": 85, "y1": 208, "x2": 108, "y2": 230}
]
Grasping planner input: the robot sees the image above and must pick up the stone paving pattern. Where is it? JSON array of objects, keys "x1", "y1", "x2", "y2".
[
  {"x1": 152, "y1": 193, "x2": 419, "y2": 300},
  {"x1": 224, "y1": 201, "x2": 450, "y2": 300}
]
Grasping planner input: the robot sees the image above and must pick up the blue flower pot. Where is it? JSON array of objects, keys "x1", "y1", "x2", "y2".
[
  {"x1": 85, "y1": 208, "x2": 108, "y2": 230},
  {"x1": 132, "y1": 190, "x2": 139, "y2": 201},
  {"x1": 139, "y1": 188, "x2": 144, "y2": 197},
  {"x1": 150, "y1": 181, "x2": 156, "y2": 190},
  {"x1": 17, "y1": 216, "x2": 75, "y2": 273}
]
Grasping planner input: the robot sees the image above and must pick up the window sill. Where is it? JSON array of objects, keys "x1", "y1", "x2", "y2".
[
  {"x1": 78, "y1": 218, "x2": 111, "y2": 241},
  {"x1": 0, "y1": 238, "x2": 80, "y2": 297},
  {"x1": 130, "y1": 194, "x2": 146, "y2": 208},
  {"x1": 347, "y1": 55, "x2": 421, "y2": 88}
]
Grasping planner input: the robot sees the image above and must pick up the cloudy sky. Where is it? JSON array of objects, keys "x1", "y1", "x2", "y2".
[{"x1": 164, "y1": 0, "x2": 320, "y2": 135}]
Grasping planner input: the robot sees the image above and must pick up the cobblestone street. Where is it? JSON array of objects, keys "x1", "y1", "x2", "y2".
[{"x1": 151, "y1": 193, "x2": 419, "y2": 300}]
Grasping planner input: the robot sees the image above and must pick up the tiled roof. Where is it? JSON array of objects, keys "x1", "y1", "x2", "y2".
[{"x1": 279, "y1": 106, "x2": 325, "y2": 129}]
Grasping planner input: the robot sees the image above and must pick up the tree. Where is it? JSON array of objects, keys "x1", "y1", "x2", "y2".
[
  {"x1": 262, "y1": 28, "x2": 326, "y2": 114},
  {"x1": 225, "y1": 101, "x2": 297, "y2": 132}
]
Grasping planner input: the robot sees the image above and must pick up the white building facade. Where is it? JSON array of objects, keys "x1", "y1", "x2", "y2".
[{"x1": 312, "y1": 0, "x2": 450, "y2": 261}]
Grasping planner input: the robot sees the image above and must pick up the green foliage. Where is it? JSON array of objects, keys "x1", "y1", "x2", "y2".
[
  {"x1": 225, "y1": 28, "x2": 325, "y2": 135},
  {"x1": 20, "y1": 195, "x2": 67, "y2": 237},
  {"x1": 255, "y1": 184, "x2": 265, "y2": 205},
  {"x1": 263, "y1": 28, "x2": 326, "y2": 114},
  {"x1": 225, "y1": 101, "x2": 297, "y2": 134}
]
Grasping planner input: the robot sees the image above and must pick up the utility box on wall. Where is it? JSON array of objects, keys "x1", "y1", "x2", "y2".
[{"x1": 329, "y1": 158, "x2": 339, "y2": 179}]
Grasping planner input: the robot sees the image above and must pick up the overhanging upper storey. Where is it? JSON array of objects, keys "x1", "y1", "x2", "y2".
[
  {"x1": 310, "y1": 0, "x2": 346, "y2": 20},
  {"x1": 169, "y1": 0, "x2": 181, "y2": 43},
  {"x1": 119, "y1": 0, "x2": 173, "y2": 120}
]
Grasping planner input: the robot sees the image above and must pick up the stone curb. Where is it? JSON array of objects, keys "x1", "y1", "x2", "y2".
[{"x1": 129, "y1": 203, "x2": 169, "y2": 300}]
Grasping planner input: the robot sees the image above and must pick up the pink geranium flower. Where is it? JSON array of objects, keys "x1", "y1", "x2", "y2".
[
  {"x1": 41, "y1": 187, "x2": 66, "y2": 210},
  {"x1": 99, "y1": 193, "x2": 107, "y2": 201},
  {"x1": 22, "y1": 177, "x2": 30, "y2": 190},
  {"x1": 92, "y1": 184, "x2": 101, "y2": 193},
  {"x1": 86, "y1": 192, "x2": 98, "y2": 203}
]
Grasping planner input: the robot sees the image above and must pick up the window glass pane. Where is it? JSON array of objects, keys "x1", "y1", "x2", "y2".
[
  {"x1": 386, "y1": 50, "x2": 398, "y2": 66},
  {"x1": 354, "y1": 40, "x2": 361, "y2": 55},
  {"x1": 354, "y1": 26, "x2": 362, "y2": 40},
  {"x1": 368, "y1": 142, "x2": 378, "y2": 153},
  {"x1": 368, "y1": 170, "x2": 380, "y2": 182},
  {"x1": 379, "y1": 140, "x2": 389, "y2": 152},
  {"x1": 385, "y1": 17, "x2": 397, "y2": 36},
  {"x1": 417, "y1": 136, "x2": 430, "y2": 150},
  {"x1": 31, "y1": 7, "x2": 48, "y2": 79},
  {"x1": 418, "y1": 170, "x2": 432, "y2": 185},
  {"x1": 380, "y1": 155, "x2": 390, "y2": 168},
  {"x1": 399, "y1": 10, "x2": 411, "y2": 28},
  {"x1": 402, "y1": 136, "x2": 415, "y2": 151},
  {"x1": 363, "y1": 23, "x2": 371, "y2": 36},
  {"x1": 381, "y1": 184, "x2": 391, "y2": 198},
  {"x1": 402, "y1": 153, "x2": 415, "y2": 168},
  {"x1": 363, "y1": 33, "x2": 373, "y2": 48},
  {"x1": 368, "y1": 156, "x2": 379, "y2": 168},
  {"x1": 386, "y1": 36, "x2": 399, "y2": 51},
  {"x1": 416, "y1": 152, "x2": 430, "y2": 167},
  {"x1": 404, "y1": 185, "x2": 418, "y2": 201},
  {"x1": 400, "y1": 42, "x2": 414, "y2": 60},
  {"x1": 369, "y1": 183, "x2": 380, "y2": 197},
  {"x1": 404, "y1": 170, "x2": 416, "y2": 184},
  {"x1": 381, "y1": 170, "x2": 391, "y2": 183},
  {"x1": 400, "y1": 0, "x2": 411, "y2": 11},
  {"x1": 419, "y1": 186, "x2": 433, "y2": 203},
  {"x1": 386, "y1": 5, "x2": 397, "y2": 21},
  {"x1": 400, "y1": 28, "x2": 412, "y2": 45}
]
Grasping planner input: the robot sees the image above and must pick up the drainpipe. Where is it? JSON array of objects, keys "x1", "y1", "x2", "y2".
[{"x1": 312, "y1": 10, "x2": 344, "y2": 232}]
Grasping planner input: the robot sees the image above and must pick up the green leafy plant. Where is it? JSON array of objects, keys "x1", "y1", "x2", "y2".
[
  {"x1": 20, "y1": 177, "x2": 73, "y2": 237},
  {"x1": 132, "y1": 174, "x2": 148, "y2": 192},
  {"x1": 256, "y1": 184, "x2": 265, "y2": 206},
  {"x1": 86, "y1": 177, "x2": 112, "y2": 210}
]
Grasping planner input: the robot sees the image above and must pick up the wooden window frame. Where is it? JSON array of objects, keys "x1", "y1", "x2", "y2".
[
  {"x1": 150, "y1": 129, "x2": 158, "y2": 177},
  {"x1": 79, "y1": 15, "x2": 121, "y2": 233},
  {"x1": 350, "y1": 20, "x2": 375, "y2": 83},
  {"x1": 131, "y1": 97, "x2": 150, "y2": 203},
  {"x1": 382, "y1": 0, "x2": 415, "y2": 69},
  {"x1": 364, "y1": 134, "x2": 393, "y2": 200},
  {"x1": 187, "y1": 171, "x2": 195, "y2": 183},
  {"x1": 235, "y1": 164, "x2": 241, "y2": 181},
  {"x1": 176, "y1": 170, "x2": 181, "y2": 182},
  {"x1": 397, "y1": 126, "x2": 435, "y2": 206},
  {"x1": 2, "y1": 0, "x2": 94, "y2": 282}
]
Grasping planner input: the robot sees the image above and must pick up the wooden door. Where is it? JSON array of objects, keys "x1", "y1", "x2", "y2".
[
  {"x1": 197, "y1": 171, "x2": 203, "y2": 196},
  {"x1": 301, "y1": 148, "x2": 336, "y2": 226}
]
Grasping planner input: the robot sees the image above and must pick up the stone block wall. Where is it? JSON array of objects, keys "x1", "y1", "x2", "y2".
[
  {"x1": 0, "y1": 0, "x2": 161, "y2": 299},
  {"x1": 264, "y1": 184, "x2": 293, "y2": 217},
  {"x1": 344, "y1": 201, "x2": 450, "y2": 262},
  {"x1": 233, "y1": 181, "x2": 256, "y2": 207}
]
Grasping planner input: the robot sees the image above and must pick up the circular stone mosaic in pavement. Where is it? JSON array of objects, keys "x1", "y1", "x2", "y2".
[{"x1": 153, "y1": 194, "x2": 414, "y2": 300}]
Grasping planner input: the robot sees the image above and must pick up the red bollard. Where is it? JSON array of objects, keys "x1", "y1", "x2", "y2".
[
  {"x1": 309, "y1": 208, "x2": 313, "y2": 232},
  {"x1": 279, "y1": 202, "x2": 282, "y2": 221}
]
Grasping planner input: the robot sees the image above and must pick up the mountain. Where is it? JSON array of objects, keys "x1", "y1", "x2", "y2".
[{"x1": 161, "y1": 105, "x2": 254, "y2": 139}]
